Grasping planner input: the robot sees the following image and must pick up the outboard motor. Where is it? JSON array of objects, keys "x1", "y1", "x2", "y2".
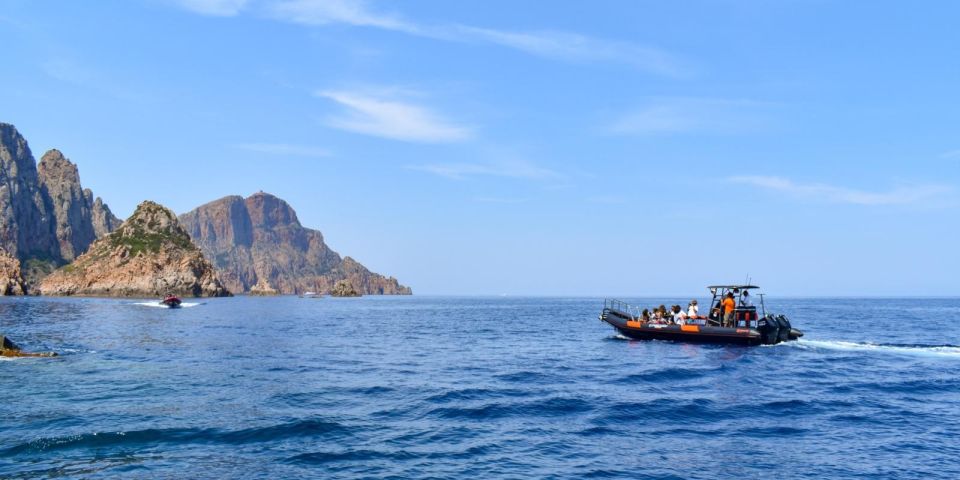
[
  {"x1": 757, "y1": 315, "x2": 781, "y2": 345},
  {"x1": 775, "y1": 315, "x2": 792, "y2": 343},
  {"x1": 788, "y1": 325, "x2": 804, "y2": 340}
]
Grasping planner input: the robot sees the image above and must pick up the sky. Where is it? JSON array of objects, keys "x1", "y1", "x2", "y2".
[{"x1": 1, "y1": 0, "x2": 958, "y2": 296}]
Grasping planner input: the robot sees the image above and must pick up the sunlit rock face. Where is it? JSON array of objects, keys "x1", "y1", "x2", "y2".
[
  {"x1": 40, "y1": 201, "x2": 230, "y2": 298},
  {"x1": 180, "y1": 192, "x2": 411, "y2": 295}
]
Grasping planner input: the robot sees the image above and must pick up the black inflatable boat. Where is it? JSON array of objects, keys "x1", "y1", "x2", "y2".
[{"x1": 599, "y1": 285, "x2": 803, "y2": 346}]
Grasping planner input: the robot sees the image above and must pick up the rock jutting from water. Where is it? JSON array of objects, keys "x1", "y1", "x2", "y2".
[
  {"x1": 330, "y1": 279, "x2": 361, "y2": 297},
  {"x1": 249, "y1": 277, "x2": 280, "y2": 296},
  {"x1": 179, "y1": 192, "x2": 411, "y2": 295},
  {"x1": 0, "y1": 122, "x2": 121, "y2": 289},
  {"x1": 0, "y1": 334, "x2": 57, "y2": 357},
  {"x1": 39, "y1": 200, "x2": 231, "y2": 297}
]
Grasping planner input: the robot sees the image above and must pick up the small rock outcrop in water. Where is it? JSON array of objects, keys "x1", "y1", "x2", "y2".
[
  {"x1": 0, "y1": 123, "x2": 120, "y2": 289},
  {"x1": 249, "y1": 277, "x2": 280, "y2": 296},
  {"x1": 330, "y1": 280, "x2": 360, "y2": 297},
  {"x1": 40, "y1": 201, "x2": 230, "y2": 297},
  {"x1": 0, "y1": 250, "x2": 26, "y2": 295},
  {"x1": 0, "y1": 335, "x2": 57, "y2": 357},
  {"x1": 179, "y1": 192, "x2": 411, "y2": 295}
]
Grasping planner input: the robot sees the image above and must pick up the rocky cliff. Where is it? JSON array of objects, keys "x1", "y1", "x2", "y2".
[
  {"x1": 40, "y1": 201, "x2": 230, "y2": 297},
  {"x1": 0, "y1": 123, "x2": 59, "y2": 264},
  {"x1": 0, "y1": 123, "x2": 120, "y2": 289},
  {"x1": 38, "y1": 149, "x2": 121, "y2": 261},
  {"x1": 0, "y1": 249, "x2": 26, "y2": 295},
  {"x1": 179, "y1": 192, "x2": 411, "y2": 295}
]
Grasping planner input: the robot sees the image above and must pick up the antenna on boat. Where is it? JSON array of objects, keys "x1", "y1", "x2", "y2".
[{"x1": 758, "y1": 293, "x2": 766, "y2": 318}]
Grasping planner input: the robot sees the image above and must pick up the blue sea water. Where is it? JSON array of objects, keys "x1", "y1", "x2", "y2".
[{"x1": 1, "y1": 296, "x2": 958, "y2": 479}]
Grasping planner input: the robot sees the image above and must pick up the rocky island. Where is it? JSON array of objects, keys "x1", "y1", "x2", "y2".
[
  {"x1": 40, "y1": 201, "x2": 230, "y2": 297},
  {"x1": 180, "y1": 192, "x2": 411, "y2": 296}
]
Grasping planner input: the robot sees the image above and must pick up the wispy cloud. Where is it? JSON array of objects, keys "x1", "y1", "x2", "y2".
[
  {"x1": 408, "y1": 160, "x2": 559, "y2": 180},
  {"x1": 608, "y1": 97, "x2": 776, "y2": 135},
  {"x1": 171, "y1": 0, "x2": 249, "y2": 16},
  {"x1": 315, "y1": 89, "x2": 472, "y2": 143},
  {"x1": 233, "y1": 142, "x2": 330, "y2": 157},
  {"x1": 729, "y1": 175, "x2": 952, "y2": 206},
  {"x1": 268, "y1": 0, "x2": 415, "y2": 32},
  {"x1": 175, "y1": 0, "x2": 683, "y2": 75},
  {"x1": 452, "y1": 26, "x2": 682, "y2": 76},
  {"x1": 40, "y1": 57, "x2": 147, "y2": 101},
  {"x1": 41, "y1": 58, "x2": 98, "y2": 85}
]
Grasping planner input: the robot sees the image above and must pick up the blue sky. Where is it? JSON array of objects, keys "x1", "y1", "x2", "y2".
[{"x1": 1, "y1": 0, "x2": 958, "y2": 296}]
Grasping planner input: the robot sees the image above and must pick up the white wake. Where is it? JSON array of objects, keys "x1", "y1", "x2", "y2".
[
  {"x1": 789, "y1": 339, "x2": 960, "y2": 358},
  {"x1": 132, "y1": 302, "x2": 202, "y2": 308}
]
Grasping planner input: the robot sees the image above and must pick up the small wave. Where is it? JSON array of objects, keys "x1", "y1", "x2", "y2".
[
  {"x1": 428, "y1": 397, "x2": 592, "y2": 420},
  {"x1": 597, "y1": 399, "x2": 719, "y2": 425},
  {"x1": 614, "y1": 367, "x2": 714, "y2": 384},
  {"x1": 791, "y1": 339, "x2": 960, "y2": 358},
  {"x1": 286, "y1": 449, "x2": 418, "y2": 464},
  {"x1": 424, "y1": 387, "x2": 527, "y2": 404},
  {"x1": 132, "y1": 302, "x2": 202, "y2": 308},
  {"x1": 0, "y1": 418, "x2": 351, "y2": 456}
]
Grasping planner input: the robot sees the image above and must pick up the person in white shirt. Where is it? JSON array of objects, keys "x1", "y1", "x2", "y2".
[
  {"x1": 687, "y1": 300, "x2": 699, "y2": 318},
  {"x1": 671, "y1": 305, "x2": 687, "y2": 325},
  {"x1": 741, "y1": 290, "x2": 753, "y2": 307}
]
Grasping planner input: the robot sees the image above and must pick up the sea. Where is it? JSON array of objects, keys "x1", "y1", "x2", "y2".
[{"x1": 1, "y1": 296, "x2": 958, "y2": 479}]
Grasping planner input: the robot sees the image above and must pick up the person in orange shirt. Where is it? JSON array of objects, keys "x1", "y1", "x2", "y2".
[{"x1": 722, "y1": 292, "x2": 736, "y2": 327}]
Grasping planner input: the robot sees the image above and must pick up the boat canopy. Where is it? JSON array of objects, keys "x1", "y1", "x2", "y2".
[{"x1": 707, "y1": 285, "x2": 760, "y2": 290}]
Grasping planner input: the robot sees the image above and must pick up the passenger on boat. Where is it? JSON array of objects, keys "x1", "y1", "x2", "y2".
[
  {"x1": 653, "y1": 308, "x2": 665, "y2": 323},
  {"x1": 740, "y1": 290, "x2": 753, "y2": 307},
  {"x1": 687, "y1": 300, "x2": 698, "y2": 318},
  {"x1": 722, "y1": 293, "x2": 736, "y2": 327},
  {"x1": 641, "y1": 309, "x2": 651, "y2": 323},
  {"x1": 671, "y1": 305, "x2": 686, "y2": 325}
]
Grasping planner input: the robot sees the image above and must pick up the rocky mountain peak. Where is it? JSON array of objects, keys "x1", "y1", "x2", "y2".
[
  {"x1": 0, "y1": 123, "x2": 57, "y2": 266},
  {"x1": 0, "y1": 123, "x2": 37, "y2": 180},
  {"x1": 109, "y1": 201, "x2": 196, "y2": 257},
  {"x1": 37, "y1": 149, "x2": 80, "y2": 184},
  {"x1": 245, "y1": 191, "x2": 301, "y2": 229},
  {"x1": 122, "y1": 200, "x2": 180, "y2": 234}
]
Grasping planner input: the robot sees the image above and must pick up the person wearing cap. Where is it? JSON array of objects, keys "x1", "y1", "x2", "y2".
[{"x1": 722, "y1": 292, "x2": 736, "y2": 327}]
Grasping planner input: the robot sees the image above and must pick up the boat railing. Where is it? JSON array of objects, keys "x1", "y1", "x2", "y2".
[{"x1": 603, "y1": 298, "x2": 640, "y2": 320}]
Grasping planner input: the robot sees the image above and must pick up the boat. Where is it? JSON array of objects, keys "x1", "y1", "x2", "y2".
[
  {"x1": 599, "y1": 285, "x2": 803, "y2": 346},
  {"x1": 160, "y1": 294, "x2": 182, "y2": 308}
]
